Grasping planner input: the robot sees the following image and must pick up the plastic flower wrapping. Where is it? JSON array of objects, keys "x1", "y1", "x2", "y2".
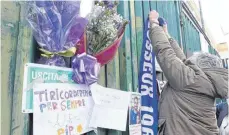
[
  {"x1": 26, "y1": 1, "x2": 90, "y2": 67},
  {"x1": 77, "y1": 1, "x2": 128, "y2": 66},
  {"x1": 72, "y1": 1, "x2": 129, "y2": 84},
  {"x1": 72, "y1": 53, "x2": 100, "y2": 85},
  {"x1": 26, "y1": 1, "x2": 129, "y2": 85}
]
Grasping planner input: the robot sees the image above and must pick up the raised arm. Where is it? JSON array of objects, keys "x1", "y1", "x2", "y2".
[
  {"x1": 149, "y1": 11, "x2": 196, "y2": 90},
  {"x1": 159, "y1": 18, "x2": 187, "y2": 61},
  {"x1": 169, "y1": 38, "x2": 186, "y2": 61}
]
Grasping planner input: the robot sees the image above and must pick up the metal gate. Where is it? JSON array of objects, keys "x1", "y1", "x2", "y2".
[{"x1": 181, "y1": 10, "x2": 201, "y2": 57}]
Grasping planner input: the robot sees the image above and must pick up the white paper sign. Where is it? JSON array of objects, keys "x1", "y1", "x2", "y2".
[
  {"x1": 22, "y1": 63, "x2": 74, "y2": 113},
  {"x1": 33, "y1": 83, "x2": 94, "y2": 135},
  {"x1": 89, "y1": 84, "x2": 130, "y2": 131},
  {"x1": 129, "y1": 92, "x2": 141, "y2": 135}
]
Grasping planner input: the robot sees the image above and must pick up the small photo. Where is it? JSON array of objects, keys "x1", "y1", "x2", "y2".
[{"x1": 129, "y1": 93, "x2": 141, "y2": 125}]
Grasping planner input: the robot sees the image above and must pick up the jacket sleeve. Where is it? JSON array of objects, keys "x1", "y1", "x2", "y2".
[
  {"x1": 169, "y1": 38, "x2": 186, "y2": 62},
  {"x1": 149, "y1": 26, "x2": 196, "y2": 90}
]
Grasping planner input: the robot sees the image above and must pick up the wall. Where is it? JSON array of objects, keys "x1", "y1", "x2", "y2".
[
  {"x1": 185, "y1": 0, "x2": 201, "y2": 25},
  {"x1": 216, "y1": 42, "x2": 229, "y2": 59}
]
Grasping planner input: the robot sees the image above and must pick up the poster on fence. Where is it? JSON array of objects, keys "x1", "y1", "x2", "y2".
[
  {"x1": 22, "y1": 63, "x2": 74, "y2": 113},
  {"x1": 89, "y1": 84, "x2": 130, "y2": 131},
  {"x1": 33, "y1": 83, "x2": 94, "y2": 135},
  {"x1": 129, "y1": 92, "x2": 141, "y2": 135}
]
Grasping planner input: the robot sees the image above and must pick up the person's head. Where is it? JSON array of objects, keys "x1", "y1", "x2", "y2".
[
  {"x1": 187, "y1": 52, "x2": 223, "y2": 69},
  {"x1": 133, "y1": 97, "x2": 139, "y2": 111}
]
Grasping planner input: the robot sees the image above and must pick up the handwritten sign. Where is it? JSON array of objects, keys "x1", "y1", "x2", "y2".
[
  {"x1": 22, "y1": 63, "x2": 74, "y2": 113},
  {"x1": 129, "y1": 92, "x2": 141, "y2": 135},
  {"x1": 33, "y1": 83, "x2": 94, "y2": 135},
  {"x1": 89, "y1": 84, "x2": 130, "y2": 131}
]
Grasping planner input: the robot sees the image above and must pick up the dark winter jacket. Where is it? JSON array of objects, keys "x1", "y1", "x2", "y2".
[{"x1": 150, "y1": 26, "x2": 228, "y2": 135}]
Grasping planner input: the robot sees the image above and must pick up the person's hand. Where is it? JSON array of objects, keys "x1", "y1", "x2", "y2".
[
  {"x1": 149, "y1": 10, "x2": 159, "y2": 23},
  {"x1": 158, "y1": 17, "x2": 168, "y2": 33}
]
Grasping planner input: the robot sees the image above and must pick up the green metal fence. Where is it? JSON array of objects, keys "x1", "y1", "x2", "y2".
[
  {"x1": 208, "y1": 45, "x2": 219, "y2": 56},
  {"x1": 181, "y1": 11, "x2": 201, "y2": 57}
]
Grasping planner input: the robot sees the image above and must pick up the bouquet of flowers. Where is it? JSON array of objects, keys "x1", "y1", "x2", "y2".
[
  {"x1": 77, "y1": 1, "x2": 128, "y2": 66},
  {"x1": 26, "y1": 1, "x2": 91, "y2": 67},
  {"x1": 71, "y1": 1, "x2": 129, "y2": 84}
]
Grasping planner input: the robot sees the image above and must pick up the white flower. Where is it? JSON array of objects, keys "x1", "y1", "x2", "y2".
[{"x1": 86, "y1": 2, "x2": 127, "y2": 54}]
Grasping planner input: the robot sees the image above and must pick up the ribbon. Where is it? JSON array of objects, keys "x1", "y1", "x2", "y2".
[
  {"x1": 40, "y1": 47, "x2": 77, "y2": 58},
  {"x1": 138, "y1": 17, "x2": 158, "y2": 135},
  {"x1": 72, "y1": 53, "x2": 100, "y2": 85}
]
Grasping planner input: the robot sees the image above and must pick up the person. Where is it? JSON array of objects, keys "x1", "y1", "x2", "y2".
[
  {"x1": 216, "y1": 101, "x2": 229, "y2": 135},
  {"x1": 130, "y1": 96, "x2": 141, "y2": 125},
  {"x1": 149, "y1": 10, "x2": 228, "y2": 135}
]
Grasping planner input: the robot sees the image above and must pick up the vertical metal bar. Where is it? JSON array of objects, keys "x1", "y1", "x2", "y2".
[
  {"x1": 1, "y1": 2, "x2": 20, "y2": 135},
  {"x1": 129, "y1": 0, "x2": 138, "y2": 92},
  {"x1": 10, "y1": 2, "x2": 34, "y2": 135},
  {"x1": 118, "y1": 1, "x2": 133, "y2": 93},
  {"x1": 118, "y1": 1, "x2": 133, "y2": 134},
  {"x1": 134, "y1": 1, "x2": 144, "y2": 65}
]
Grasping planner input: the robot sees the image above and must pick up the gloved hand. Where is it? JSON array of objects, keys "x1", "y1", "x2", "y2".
[
  {"x1": 158, "y1": 17, "x2": 170, "y2": 38},
  {"x1": 158, "y1": 17, "x2": 167, "y2": 26}
]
